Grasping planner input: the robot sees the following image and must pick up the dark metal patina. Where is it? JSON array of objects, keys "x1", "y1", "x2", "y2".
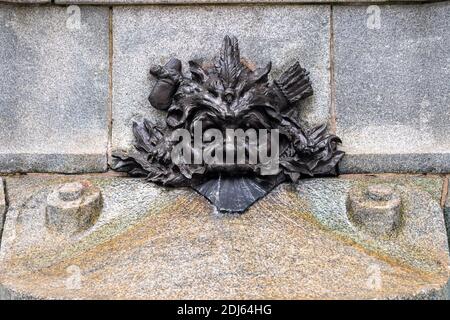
[{"x1": 112, "y1": 36, "x2": 344, "y2": 213}]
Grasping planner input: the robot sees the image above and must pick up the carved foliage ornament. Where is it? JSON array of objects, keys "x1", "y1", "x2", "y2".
[{"x1": 112, "y1": 36, "x2": 344, "y2": 213}]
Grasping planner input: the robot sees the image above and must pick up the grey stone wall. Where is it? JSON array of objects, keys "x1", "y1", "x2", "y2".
[
  {"x1": 335, "y1": 3, "x2": 450, "y2": 173},
  {"x1": 0, "y1": 2, "x2": 449, "y2": 174},
  {"x1": 0, "y1": 5, "x2": 109, "y2": 173}
]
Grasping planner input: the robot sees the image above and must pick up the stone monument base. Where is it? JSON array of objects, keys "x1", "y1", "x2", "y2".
[{"x1": 0, "y1": 175, "x2": 448, "y2": 299}]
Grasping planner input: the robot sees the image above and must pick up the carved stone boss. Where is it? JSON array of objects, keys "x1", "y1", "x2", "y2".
[{"x1": 113, "y1": 36, "x2": 344, "y2": 213}]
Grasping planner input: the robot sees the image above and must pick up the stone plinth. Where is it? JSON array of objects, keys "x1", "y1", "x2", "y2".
[
  {"x1": 334, "y1": 3, "x2": 450, "y2": 173},
  {"x1": 0, "y1": 5, "x2": 109, "y2": 173},
  {"x1": 0, "y1": 175, "x2": 448, "y2": 299}
]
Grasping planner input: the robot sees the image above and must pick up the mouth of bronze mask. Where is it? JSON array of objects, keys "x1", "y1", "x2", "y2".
[{"x1": 112, "y1": 36, "x2": 344, "y2": 213}]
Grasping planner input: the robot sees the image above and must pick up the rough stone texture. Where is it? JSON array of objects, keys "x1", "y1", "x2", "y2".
[
  {"x1": 45, "y1": 181, "x2": 102, "y2": 236},
  {"x1": 0, "y1": 178, "x2": 5, "y2": 238},
  {"x1": 0, "y1": 175, "x2": 448, "y2": 299},
  {"x1": 0, "y1": 5, "x2": 109, "y2": 173},
  {"x1": 55, "y1": 0, "x2": 426, "y2": 4},
  {"x1": 1, "y1": 0, "x2": 49, "y2": 3},
  {"x1": 444, "y1": 177, "x2": 450, "y2": 252},
  {"x1": 112, "y1": 5, "x2": 331, "y2": 158},
  {"x1": 347, "y1": 184, "x2": 402, "y2": 237},
  {"x1": 334, "y1": 3, "x2": 450, "y2": 173},
  {"x1": 297, "y1": 175, "x2": 448, "y2": 272}
]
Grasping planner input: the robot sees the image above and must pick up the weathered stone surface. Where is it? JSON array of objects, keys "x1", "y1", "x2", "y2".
[
  {"x1": 112, "y1": 5, "x2": 331, "y2": 158},
  {"x1": 45, "y1": 181, "x2": 102, "y2": 236},
  {"x1": 297, "y1": 176, "x2": 448, "y2": 271},
  {"x1": 0, "y1": 175, "x2": 448, "y2": 299},
  {"x1": 0, "y1": 5, "x2": 109, "y2": 173},
  {"x1": 0, "y1": 178, "x2": 5, "y2": 238},
  {"x1": 444, "y1": 177, "x2": 450, "y2": 251},
  {"x1": 1, "y1": 0, "x2": 49, "y2": 3},
  {"x1": 55, "y1": 0, "x2": 425, "y2": 4},
  {"x1": 347, "y1": 184, "x2": 402, "y2": 237},
  {"x1": 334, "y1": 3, "x2": 450, "y2": 173}
]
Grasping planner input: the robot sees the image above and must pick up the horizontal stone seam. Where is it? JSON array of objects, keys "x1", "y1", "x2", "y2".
[
  {"x1": 0, "y1": 1, "x2": 446, "y2": 6},
  {"x1": 0, "y1": 152, "x2": 107, "y2": 155},
  {"x1": 341, "y1": 152, "x2": 450, "y2": 156},
  {"x1": 339, "y1": 173, "x2": 449, "y2": 178},
  {"x1": 0, "y1": 172, "x2": 447, "y2": 178},
  {"x1": 340, "y1": 168, "x2": 450, "y2": 175}
]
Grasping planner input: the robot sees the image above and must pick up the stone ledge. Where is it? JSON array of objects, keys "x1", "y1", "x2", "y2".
[
  {"x1": 0, "y1": 175, "x2": 448, "y2": 299},
  {"x1": 0, "y1": 0, "x2": 50, "y2": 3},
  {"x1": 340, "y1": 153, "x2": 450, "y2": 174},
  {"x1": 0, "y1": 154, "x2": 107, "y2": 173}
]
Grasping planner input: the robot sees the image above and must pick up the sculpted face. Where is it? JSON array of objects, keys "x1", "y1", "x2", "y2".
[
  {"x1": 165, "y1": 42, "x2": 281, "y2": 134},
  {"x1": 113, "y1": 36, "x2": 344, "y2": 191}
]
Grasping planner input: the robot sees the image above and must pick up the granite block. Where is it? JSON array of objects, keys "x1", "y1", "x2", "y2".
[
  {"x1": 0, "y1": 5, "x2": 109, "y2": 173},
  {"x1": 334, "y1": 3, "x2": 450, "y2": 173}
]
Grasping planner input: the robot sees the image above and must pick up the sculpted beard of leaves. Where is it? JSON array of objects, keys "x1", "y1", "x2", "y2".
[{"x1": 112, "y1": 36, "x2": 344, "y2": 191}]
